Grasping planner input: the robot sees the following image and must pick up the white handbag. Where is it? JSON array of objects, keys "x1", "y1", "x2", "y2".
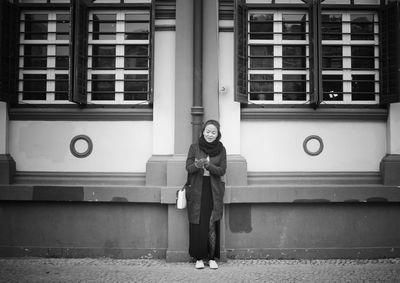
[{"x1": 176, "y1": 186, "x2": 187, "y2": 209}]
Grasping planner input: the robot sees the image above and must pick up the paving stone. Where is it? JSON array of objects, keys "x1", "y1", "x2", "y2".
[{"x1": 0, "y1": 258, "x2": 400, "y2": 282}]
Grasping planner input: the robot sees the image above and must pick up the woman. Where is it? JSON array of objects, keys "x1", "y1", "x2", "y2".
[{"x1": 185, "y1": 120, "x2": 227, "y2": 269}]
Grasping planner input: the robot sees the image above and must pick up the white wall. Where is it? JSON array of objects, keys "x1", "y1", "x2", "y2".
[
  {"x1": 388, "y1": 102, "x2": 400, "y2": 154},
  {"x1": 218, "y1": 30, "x2": 241, "y2": 155},
  {"x1": 9, "y1": 121, "x2": 152, "y2": 172},
  {"x1": 0, "y1": 102, "x2": 8, "y2": 154},
  {"x1": 241, "y1": 120, "x2": 386, "y2": 172},
  {"x1": 153, "y1": 29, "x2": 175, "y2": 155}
]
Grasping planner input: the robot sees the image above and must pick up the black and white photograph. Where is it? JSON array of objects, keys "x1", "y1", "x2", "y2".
[{"x1": 1, "y1": 0, "x2": 400, "y2": 281}]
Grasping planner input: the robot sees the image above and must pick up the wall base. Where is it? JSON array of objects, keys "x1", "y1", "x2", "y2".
[
  {"x1": 0, "y1": 247, "x2": 166, "y2": 259},
  {"x1": 145, "y1": 155, "x2": 172, "y2": 186},
  {"x1": 0, "y1": 154, "x2": 16, "y2": 184},
  {"x1": 227, "y1": 247, "x2": 400, "y2": 260},
  {"x1": 380, "y1": 154, "x2": 400, "y2": 186},
  {"x1": 226, "y1": 155, "x2": 248, "y2": 186}
]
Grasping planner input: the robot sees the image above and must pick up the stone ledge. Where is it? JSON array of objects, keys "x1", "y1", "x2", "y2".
[
  {"x1": 2, "y1": 184, "x2": 399, "y2": 204},
  {"x1": 9, "y1": 108, "x2": 153, "y2": 121},
  {"x1": 241, "y1": 108, "x2": 388, "y2": 121}
]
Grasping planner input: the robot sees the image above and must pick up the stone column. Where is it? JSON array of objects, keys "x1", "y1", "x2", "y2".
[
  {"x1": 381, "y1": 103, "x2": 400, "y2": 185},
  {"x1": 165, "y1": 0, "x2": 194, "y2": 262},
  {"x1": 0, "y1": 102, "x2": 16, "y2": 184}
]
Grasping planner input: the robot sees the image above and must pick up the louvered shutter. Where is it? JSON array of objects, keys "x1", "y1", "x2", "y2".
[
  {"x1": 234, "y1": 0, "x2": 248, "y2": 103},
  {"x1": 0, "y1": 1, "x2": 19, "y2": 104},
  {"x1": 69, "y1": 0, "x2": 91, "y2": 105},
  {"x1": 380, "y1": 0, "x2": 400, "y2": 104},
  {"x1": 149, "y1": 1, "x2": 155, "y2": 103}
]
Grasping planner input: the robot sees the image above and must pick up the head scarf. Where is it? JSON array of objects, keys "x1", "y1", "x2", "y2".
[{"x1": 198, "y1": 120, "x2": 223, "y2": 157}]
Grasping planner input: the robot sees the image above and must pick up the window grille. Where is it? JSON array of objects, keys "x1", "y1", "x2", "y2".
[
  {"x1": 19, "y1": 11, "x2": 71, "y2": 104},
  {"x1": 87, "y1": 10, "x2": 151, "y2": 104}
]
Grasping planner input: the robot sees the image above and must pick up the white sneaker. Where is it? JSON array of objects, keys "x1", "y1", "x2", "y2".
[
  {"x1": 195, "y1": 260, "x2": 204, "y2": 269},
  {"x1": 209, "y1": 260, "x2": 218, "y2": 269}
]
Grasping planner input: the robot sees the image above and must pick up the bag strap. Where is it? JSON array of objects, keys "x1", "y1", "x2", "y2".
[{"x1": 185, "y1": 173, "x2": 190, "y2": 187}]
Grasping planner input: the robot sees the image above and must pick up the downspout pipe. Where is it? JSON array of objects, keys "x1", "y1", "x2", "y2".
[{"x1": 191, "y1": 0, "x2": 204, "y2": 143}]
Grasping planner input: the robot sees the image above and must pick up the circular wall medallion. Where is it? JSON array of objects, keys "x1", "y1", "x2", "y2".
[
  {"x1": 303, "y1": 135, "x2": 324, "y2": 156},
  {"x1": 70, "y1": 135, "x2": 93, "y2": 158}
]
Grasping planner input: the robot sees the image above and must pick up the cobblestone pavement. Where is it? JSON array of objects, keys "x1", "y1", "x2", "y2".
[{"x1": 1, "y1": 258, "x2": 400, "y2": 283}]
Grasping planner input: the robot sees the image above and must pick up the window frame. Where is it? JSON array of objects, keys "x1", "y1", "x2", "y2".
[
  {"x1": 235, "y1": 0, "x2": 391, "y2": 108},
  {"x1": 19, "y1": 10, "x2": 72, "y2": 104},
  {"x1": 87, "y1": 9, "x2": 152, "y2": 105},
  {"x1": 1, "y1": 0, "x2": 155, "y2": 107}
]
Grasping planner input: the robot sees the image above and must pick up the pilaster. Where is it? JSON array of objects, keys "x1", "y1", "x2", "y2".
[
  {"x1": 381, "y1": 103, "x2": 400, "y2": 185},
  {"x1": 0, "y1": 102, "x2": 16, "y2": 184}
]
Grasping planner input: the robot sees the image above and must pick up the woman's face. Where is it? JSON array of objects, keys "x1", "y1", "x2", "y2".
[{"x1": 203, "y1": 124, "x2": 218, "y2": 143}]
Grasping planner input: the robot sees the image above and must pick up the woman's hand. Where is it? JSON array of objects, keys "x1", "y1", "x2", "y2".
[
  {"x1": 203, "y1": 157, "x2": 210, "y2": 168},
  {"x1": 195, "y1": 158, "x2": 209, "y2": 168},
  {"x1": 195, "y1": 158, "x2": 206, "y2": 168}
]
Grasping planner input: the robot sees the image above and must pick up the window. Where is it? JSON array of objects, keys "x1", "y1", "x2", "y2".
[
  {"x1": 234, "y1": 0, "x2": 396, "y2": 107},
  {"x1": 88, "y1": 11, "x2": 151, "y2": 104},
  {"x1": 0, "y1": 0, "x2": 154, "y2": 106},
  {"x1": 19, "y1": 11, "x2": 71, "y2": 104},
  {"x1": 248, "y1": 11, "x2": 310, "y2": 104},
  {"x1": 321, "y1": 12, "x2": 379, "y2": 104}
]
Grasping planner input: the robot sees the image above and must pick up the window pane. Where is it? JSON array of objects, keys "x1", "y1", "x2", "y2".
[
  {"x1": 55, "y1": 74, "x2": 69, "y2": 100},
  {"x1": 322, "y1": 45, "x2": 342, "y2": 69},
  {"x1": 282, "y1": 46, "x2": 306, "y2": 69},
  {"x1": 92, "y1": 74, "x2": 115, "y2": 100},
  {"x1": 352, "y1": 75, "x2": 375, "y2": 101},
  {"x1": 125, "y1": 13, "x2": 150, "y2": 22},
  {"x1": 125, "y1": 13, "x2": 150, "y2": 40},
  {"x1": 125, "y1": 45, "x2": 148, "y2": 69},
  {"x1": 93, "y1": 14, "x2": 116, "y2": 40},
  {"x1": 125, "y1": 22, "x2": 149, "y2": 40},
  {"x1": 354, "y1": 0, "x2": 379, "y2": 4},
  {"x1": 275, "y1": 0, "x2": 305, "y2": 3},
  {"x1": 25, "y1": 14, "x2": 48, "y2": 40},
  {"x1": 56, "y1": 14, "x2": 70, "y2": 40},
  {"x1": 24, "y1": 45, "x2": 47, "y2": 69},
  {"x1": 351, "y1": 46, "x2": 374, "y2": 69},
  {"x1": 322, "y1": 0, "x2": 350, "y2": 4},
  {"x1": 351, "y1": 14, "x2": 374, "y2": 40},
  {"x1": 249, "y1": 74, "x2": 274, "y2": 100},
  {"x1": 124, "y1": 74, "x2": 149, "y2": 100},
  {"x1": 249, "y1": 13, "x2": 273, "y2": 40},
  {"x1": 322, "y1": 14, "x2": 342, "y2": 40},
  {"x1": 56, "y1": 45, "x2": 69, "y2": 69},
  {"x1": 23, "y1": 74, "x2": 47, "y2": 100},
  {"x1": 92, "y1": 45, "x2": 116, "y2": 69},
  {"x1": 282, "y1": 74, "x2": 306, "y2": 100},
  {"x1": 322, "y1": 75, "x2": 343, "y2": 101},
  {"x1": 282, "y1": 14, "x2": 306, "y2": 40},
  {"x1": 249, "y1": 45, "x2": 273, "y2": 69}
]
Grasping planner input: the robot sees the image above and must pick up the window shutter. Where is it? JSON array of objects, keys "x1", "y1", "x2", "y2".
[
  {"x1": 149, "y1": 1, "x2": 155, "y2": 103},
  {"x1": 308, "y1": 0, "x2": 322, "y2": 108},
  {"x1": 69, "y1": 0, "x2": 91, "y2": 105},
  {"x1": 380, "y1": 0, "x2": 400, "y2": 105},
  {"x1": 0, "y1": 1, "x2": 19, "y2": 104},
  {"x1": 234, "y1": 0, "x2": 248, "y2": 103}
]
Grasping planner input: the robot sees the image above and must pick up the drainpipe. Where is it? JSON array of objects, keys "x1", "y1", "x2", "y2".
[{"x1": 191, "y1": 0, "x2": 204, "y2": 143}]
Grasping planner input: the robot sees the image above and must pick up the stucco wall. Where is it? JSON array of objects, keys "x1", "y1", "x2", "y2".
[
  {"x1": 226, "y1": 203, "x2": 400, "y2": 259},
  {"x1": 241, "y1": 120, "x2": 386, "y2": 172},
  {"x1": 0, "y1": 202, "x2": 168, "y2": 258},
  {"x1": 9, "y1": 121, "x2": 153, "y2": 172}
]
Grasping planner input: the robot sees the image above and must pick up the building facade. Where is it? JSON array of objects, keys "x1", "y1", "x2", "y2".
[{"x1": 1, "y1": 0, "x2": 400, "y2": 261}]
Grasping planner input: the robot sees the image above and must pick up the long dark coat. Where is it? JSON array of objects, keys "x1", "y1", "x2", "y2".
[{"x1": 185, "y1": 143, "x2": 227, "y2": 224}]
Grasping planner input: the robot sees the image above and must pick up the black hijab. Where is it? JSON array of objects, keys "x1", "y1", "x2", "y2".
[{"x1": 198, "y1": 120, "x2": 223, "y2": 157}]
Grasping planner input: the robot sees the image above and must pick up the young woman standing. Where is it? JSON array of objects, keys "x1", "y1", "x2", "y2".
[{"x1": 185, "y1": 120, "x2": 227, "y2": 269}]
